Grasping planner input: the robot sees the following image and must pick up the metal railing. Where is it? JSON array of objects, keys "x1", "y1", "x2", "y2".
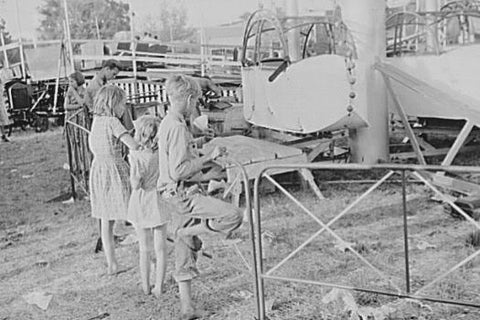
[{"x1": 248, "y1": 163, "x2": 480, "y2": 320}]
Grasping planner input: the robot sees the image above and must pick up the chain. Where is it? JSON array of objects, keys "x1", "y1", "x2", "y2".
[{"x1": 344, "y1": 48, "x2": 356, "y2": 115}]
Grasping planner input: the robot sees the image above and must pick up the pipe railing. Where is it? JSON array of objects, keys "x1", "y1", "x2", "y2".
[{"x1": 250, "y1": 163, "x2": 480, "y2": 320}]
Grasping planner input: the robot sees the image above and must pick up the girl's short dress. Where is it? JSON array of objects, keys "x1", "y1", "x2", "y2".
[
  {"x1": 89, "y1": 116, "x2": 131, "y2": 221},
  {"x1": 127, "y1": 149, "x2": 170, "y2": 228}
]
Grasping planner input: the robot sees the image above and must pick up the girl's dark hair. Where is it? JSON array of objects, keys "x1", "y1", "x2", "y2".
[{"x1": 69, "y1": 71, "x2": 85, "y2": 86}]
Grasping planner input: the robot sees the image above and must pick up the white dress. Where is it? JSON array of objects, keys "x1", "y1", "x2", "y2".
[
  {"x1": 88, "y1": 116, "x2": 131, "y2": 220},
  {"x1": 0, "y1": 85, "x2": 11, "y2": 126},
  {"x1": 127, "y1": 149, "x2": 170, "y2": 228}
]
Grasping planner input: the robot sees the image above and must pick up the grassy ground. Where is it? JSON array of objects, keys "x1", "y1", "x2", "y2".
[{"x1": 2, "y1": 128, "x2": 480, "y2": 319}]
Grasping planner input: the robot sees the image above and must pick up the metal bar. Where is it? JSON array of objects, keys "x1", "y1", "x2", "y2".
[
  {"x1": 263, "y1": 275, "x2": 480, "y2": 309},
  {"x1": 224, "y1": 157, "x2": 259, "y2": 320},
  {"x1": 264, "y1": 171, "x2": 394, "y2": 276},
  {"x1": 441, "y1": 120, "x2": 473, "y2": 166},
  {"x1": 251, "y1": 163, "x2": 480, "y2": 174},
  {"x1": 66, "y1": 120, "x2": 90, "y2": 134},
  {"x1": 263, "y1": 173, "x2": 402, "y2": 293},
  {"x1": 415, "y1": 248, "x2": 480, "y2": 296},
  {"x1": 253, "y1": 171, "x2": 266, "y2": 320},
  {"x1": 413, "y1": 172, "x2": 480, "y2": 230},
  {"x1": 383, "y1": 75, "x2": 426, "y2": 165},
  {"x1": 251, "y1": 164, "x2": 480, "y2": 317},
  {"x1": 402, "y1": 170, "x2": 411, "y2": 293},
  {"x1": 65, "y1": 125, "x2": 77, "y2": 200}
]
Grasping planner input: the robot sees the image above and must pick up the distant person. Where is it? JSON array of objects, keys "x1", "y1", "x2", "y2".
[
  {"x1": 127, "y1": 115, "x2": 170, "y2": 297},
  {"x1": 157, "y1": 75, "x2": 243, "y2": 319},
  {"x1": 64, "y1": 71, "x2": 87, "y2": 120},
  {"x1": 89, "y1": 85, "x2": 139, "y2": 275},
  {"x1": 0, "y1": 78, "x2": 11, "y2": 142},
  {"x1": 232, "y1": 47, "x2": 238, "y2": 61},
  {"x1": 187, "y1": 76, "x2": 222, "y2": 137},
  {"x1": 85, "y1": 59, "x2": 134, "y2": 131},
  {"x1": 85, "y1": 59, "x2": 121, "y2": 112}
]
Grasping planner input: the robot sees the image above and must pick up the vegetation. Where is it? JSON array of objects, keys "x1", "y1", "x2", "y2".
[
  {"x1": 37, "y1": 0, "x2": 130, "y2": 40},
  {"x1": 140, "y1": 0, "x2": 196, "y2": 42}
]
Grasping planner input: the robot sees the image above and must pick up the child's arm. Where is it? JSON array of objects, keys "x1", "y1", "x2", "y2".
[
  {"x1": 168, "y1": 125, "x2": 217, "y2": 181},
  {"x1": 111, "y1": 117, "x2": 140, "y2": 150},
  {"x1": 70, "y1": 88, "x2": 86, "y2": 106},
  {"x1": 119, "y1": 133, "x2": 140, "y2": 150},
  {"x1": 129, "y1": 152, "x2": 143, "y2": 190}
]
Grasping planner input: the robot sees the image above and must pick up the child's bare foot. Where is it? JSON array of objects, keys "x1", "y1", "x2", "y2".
[
  {"x1": 151, "y1": 285, "x2": 164, "y2": 298},
  {"x1": 107, "y1": 262, "x2": 118, "y2": 275},
  {"x1": 142, "y1": 284, "x2": 152, "y2": 295}
]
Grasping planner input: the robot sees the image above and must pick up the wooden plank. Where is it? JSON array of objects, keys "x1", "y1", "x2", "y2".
[
  {"x1": 441, "y1": 120, "x2": 474, "y2": 166},
  {"x1": 427, "y1": 172, "x2": 480, "y2": 196},
  {"x1": 383, "y1": 75, "x2": 427, "y2": 165},
  {"x1": 391, "y1": 145, "x2": 480, "y2": 161},
  {"x1": 207, "y1": 136, "x2": 303, "y2": 165}
]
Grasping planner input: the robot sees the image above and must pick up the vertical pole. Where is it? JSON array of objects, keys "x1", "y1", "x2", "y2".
[
  {"x1": 402, "y1": 170, "x2": 411, "y2": 293},
  {"x1": 425, "y1": 0, "x2": 439, "y2": 51},
  {"x1": 14, "y1": 0, "x2": 26, "y2": 81},
  {"x1": 0, "y1": 32, "x2": 9, "y2": 69},
  {"x1": 254, "y1": 176, "x2": 266, "y2": 320},
  {"x1": 63, "y1": 0, "x2": 75, "y2": 71},
  {"x1": 128, "y1": 0, "x2": 138, "y2": 113},
  {"x1": 285, "y1": 0, "x2": 300, "y2": 61},
  {"x1": 341, "y1": 0, "x2": 389, "y2": 164}
]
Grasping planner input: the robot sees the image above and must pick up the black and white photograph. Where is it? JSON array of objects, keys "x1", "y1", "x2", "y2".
[{"x1": 2, "y1": 0, "x2": 480, "y2": 319}]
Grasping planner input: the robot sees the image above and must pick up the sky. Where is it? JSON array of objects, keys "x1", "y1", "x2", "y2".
[{"x1": 0, "y1": 0, "x2": 332, "y2": 40}]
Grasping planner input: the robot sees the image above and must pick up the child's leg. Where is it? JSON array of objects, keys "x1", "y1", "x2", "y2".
[
  {"x1": 151, "y1": 224, "x2": 167, "y2": 297},
  {"x1": 101, "y1": 219, "x2": 117, "y2": 274},
  {"x1": 178, "y1": 280, "x2": 196, "y2": 318},
  {"x1": 136, "y1": 227, "x2": 151, "y2": 294}
]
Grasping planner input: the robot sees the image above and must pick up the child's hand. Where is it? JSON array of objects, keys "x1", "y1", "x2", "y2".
[
  {"x1": 204, "y1": 127, "x2": 216, "y2": 142},
  {"x1": 210, "y1": 146, "x2": 227, "y2": 161}
]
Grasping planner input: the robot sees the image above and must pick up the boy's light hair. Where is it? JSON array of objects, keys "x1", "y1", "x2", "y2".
[
  {"x1": 165, "y1": 74, "x2": 201, "y2": 103},
  {"x1": 133, "y1": 115, "x2": 161, "y2": 149},
  {"x1": 93, "y1": 84, "x2": 126, "y2": 117}
]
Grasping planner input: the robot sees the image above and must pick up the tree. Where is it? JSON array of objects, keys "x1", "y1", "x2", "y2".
[
  {"x1": 0, "y1": 18, "x2": 13, "y2": 44},
  {"x1": 141, "y1": 1, "x2": 196, "y2": 42},
  {"x1": 37, "y1": 0, "x2": 130, "y2": 40}
]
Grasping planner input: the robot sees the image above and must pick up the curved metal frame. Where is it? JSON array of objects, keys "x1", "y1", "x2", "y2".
[
  {"x1": 241, "y1": 9, "x2": 357, "y2": 67},
  {"x1": 386, "y1": 11, "x2": 440, "y2": 56}
]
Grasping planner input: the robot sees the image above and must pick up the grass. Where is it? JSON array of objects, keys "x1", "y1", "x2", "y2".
[{"x1": 2, "y1": 128, "x2": 480, "y2": 319}]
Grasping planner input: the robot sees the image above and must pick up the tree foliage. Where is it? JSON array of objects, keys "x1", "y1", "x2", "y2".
[
  {"x1": 0, "y1": 18, "x2": 13, "y2": 44},
  {"x1": 141, "y1": 1, "x2": 196, "y2": 42},
  {"x1": 37, "y1": 0, "x2": 130, "y2": 40}
]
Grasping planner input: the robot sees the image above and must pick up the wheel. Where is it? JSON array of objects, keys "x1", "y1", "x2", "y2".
[{"x1": 33, "y1": 116, "x2": 49, "y2": 132}]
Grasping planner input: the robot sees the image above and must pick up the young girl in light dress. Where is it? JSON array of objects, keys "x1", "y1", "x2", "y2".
[
  {"x1": 128, "y1": 115, "x2": 170, "y2": 297},
  {"x1": 89, "y1": 84, "x2": 139, "y2": 275}
]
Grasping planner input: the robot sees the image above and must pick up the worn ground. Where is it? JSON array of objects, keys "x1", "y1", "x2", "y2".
[{"x1": 2, "y1": 127, "x2": 480, "y2": 320}]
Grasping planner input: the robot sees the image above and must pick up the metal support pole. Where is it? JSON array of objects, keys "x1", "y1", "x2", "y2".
[
  {"x1": 402, "y1": 170, "x2": 411, "y2": 293},
  {"x1": 254, "y1": 174, "x2": 266, "y2": 320},
  {"x1": 0, "y1": 32, "x2": 9, "y2": 68},
  {"x1": 65, "y1": 124, "x2": 77, "y2": 200},
  {"x1": 63, "y1": 0, "x2": 75, "y2": 71}
]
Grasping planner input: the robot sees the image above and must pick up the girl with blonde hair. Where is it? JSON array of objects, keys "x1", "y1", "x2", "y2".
[
  {"x1": 127, "y1": 115, "x2": 170, "y2": 297},
  {"x1": 89, "y1": 84, "x2": 139, "y2": 274}
]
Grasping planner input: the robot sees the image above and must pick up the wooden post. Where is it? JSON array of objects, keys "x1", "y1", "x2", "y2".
[
  {"x1": 63, "y1": 0, "x2": 75, "y2": 71},
  {"x1": 0, "y1": 32, "x2": 9, "y2": 69}
]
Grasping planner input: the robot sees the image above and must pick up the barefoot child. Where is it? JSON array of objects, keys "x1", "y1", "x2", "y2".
[
  {"x1": 158, "y1": 75, "x2": 243, "y2": 319},
  {"x1": 127, "y1": 115, "x2": 169, "y2": 296},
  {"x1": 89, "y1": 84, "x2": 139, "y2": 275}
]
